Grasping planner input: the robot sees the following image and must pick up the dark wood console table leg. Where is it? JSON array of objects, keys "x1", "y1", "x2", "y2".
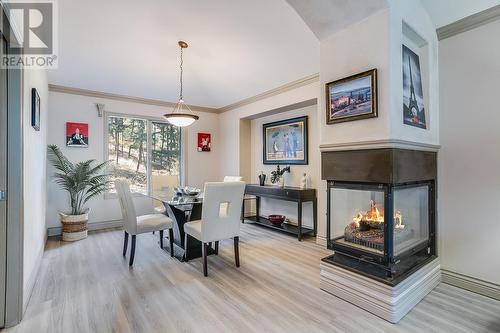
[
  {"x1": 297, "y1": 200, "x2": 302, "y2": 241},
  {"x1": 313, "y1": 198, "x2": 317, "y2": 237},
  {"x1": 241, "y1": 198, "x2": 245, "y2": 223},
  {"x1": 256, "y1": 196, "x2": 261, "y2": 221}
]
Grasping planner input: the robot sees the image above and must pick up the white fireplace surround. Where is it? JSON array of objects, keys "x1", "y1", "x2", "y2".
[{"x1": 320, "y1": 258, "x2": 441, "y2": 323}]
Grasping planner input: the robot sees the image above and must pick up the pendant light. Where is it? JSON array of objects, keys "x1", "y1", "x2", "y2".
[{"x1": 163, "y1": 41, "x2": 199, "y2": 127}]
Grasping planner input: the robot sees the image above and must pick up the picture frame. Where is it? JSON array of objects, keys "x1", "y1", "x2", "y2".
[
  {"x1": 263, "y1": 116, "x2": 308, "y2": 165},
  {"x1": 31, "y1": 88, "x2": 40, "y2": 131},
  {"x1": 402, "y1": 44, "x2": 427, "y2": 129},
  {"x1": 66, "y1": 122, "x2": 89, "y2": 147},
  {"x1": 197, "y1": 132, "x2": 211, "y2": 152},
  {"x1": 325, "y1": 68, "x2": 378, "y2": 125}
]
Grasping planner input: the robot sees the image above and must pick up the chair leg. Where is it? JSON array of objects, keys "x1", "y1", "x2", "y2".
[
  {"x1": 129, "y1": 235, "x2": 136, "y2": 266},
  {"x1": 123, "y1": 231, "x2": 129, "y2": 256},
  {"x1": 234, "y1": 236, "x2": 240, "y2": 267},
  {"x1": 159, "y1": 230, "x2": 164, "y2": 249},
  {"x1": 184, "y1": 233, "x2": 189, "y2": 262},
  {"x1": 202, "y1": 242, "x2": 208, "y2": 277},
  {"x1": 214, "y1": 241, "x2": 219, "y2": 255},
  {"x1": 169, "y1": 228, "x2": 174, "y2": 257}
]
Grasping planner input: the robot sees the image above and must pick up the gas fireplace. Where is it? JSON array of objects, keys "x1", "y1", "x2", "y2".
[{"x1": 321, "y1": 148, "x2": 437, "y2": 285}]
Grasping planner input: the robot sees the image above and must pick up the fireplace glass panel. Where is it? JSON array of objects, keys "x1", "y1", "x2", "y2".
[
  {"x1": 393, "y1": 185, "x2": 429, "y2": 256},
  {"x1": 330, "y1": 187, "x2": 385, "y2": 255}
]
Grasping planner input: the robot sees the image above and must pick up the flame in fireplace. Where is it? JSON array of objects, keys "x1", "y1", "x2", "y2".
[
  {"x1": 352, "y1": 200, "x2": 385, "y2": 226},
  {"x1": 350, "y1": 200, "x2": 405, "y2": 229}
]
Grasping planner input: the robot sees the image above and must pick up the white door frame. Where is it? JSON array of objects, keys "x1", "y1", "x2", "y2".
[{"x1": 1, "y1": 4, "x2": 25, "y2": 327}]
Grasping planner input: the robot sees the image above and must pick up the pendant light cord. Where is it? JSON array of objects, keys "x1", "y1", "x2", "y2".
[{"x1": 179, "y1": 46, "x2": 184, "y2": 101}]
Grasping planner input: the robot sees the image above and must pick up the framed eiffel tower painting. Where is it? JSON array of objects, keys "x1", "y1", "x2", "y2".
[{"x1": 403, "y1": 45, "x2": 427, "y2": 129}]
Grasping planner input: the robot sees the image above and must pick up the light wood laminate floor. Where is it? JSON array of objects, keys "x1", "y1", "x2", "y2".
[{"x1": 6, "y1": 225, "x2": 500, "y2": 333}]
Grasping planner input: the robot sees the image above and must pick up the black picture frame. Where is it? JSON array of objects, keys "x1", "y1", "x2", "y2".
[
  {"x1": 262, "y1": 116, "x2": 308, "y2": 165},
  {"x1": 402, "y1": 45, "x2": 426, "y2": 129},
  {"x1": 31, "y1": 88, "x2": 40, "y2": 131},
  {"x1": 325, "y1": 68, "x2": 378, "y2": 125}
]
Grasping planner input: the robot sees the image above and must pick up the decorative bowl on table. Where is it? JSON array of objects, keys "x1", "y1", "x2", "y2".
[
  {"x1": 174, "y1": 186, "x2": 201, "y2": 197},
  {"x1": 268, "y1": 215, "x2": 286, "y2": 225}
]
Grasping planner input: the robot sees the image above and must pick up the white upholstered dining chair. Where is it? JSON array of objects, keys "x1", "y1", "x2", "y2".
[
  {"x1": 223, "y1": 176, "x2": 243, "y2": 182},
  {"x1": 183, "y1": 181, "x2": 245, "y2": 276},
  {"x1": 115, "y1": 180, "x2": 174, "y2": 266}
]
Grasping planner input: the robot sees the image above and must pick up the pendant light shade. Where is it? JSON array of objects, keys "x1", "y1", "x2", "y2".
[
  {"x1": 163, "y1": 41, "x2": 199, "y2": 127},
  {"x1": 164, "y1": 101, "x2": 199, "y2": 127}
]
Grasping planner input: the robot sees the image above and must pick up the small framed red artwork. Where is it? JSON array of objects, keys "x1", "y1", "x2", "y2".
[
  {"x1": 66, "y1": 122, "x2": 89, "y2": 147},
  {"x1": 197, "y1": 133, "x2": 211, "y2": 152}
]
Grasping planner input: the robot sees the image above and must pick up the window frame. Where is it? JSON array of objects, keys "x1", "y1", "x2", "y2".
[{"x1": 103, "y1": 111, "x2": 186, "y2": 199}]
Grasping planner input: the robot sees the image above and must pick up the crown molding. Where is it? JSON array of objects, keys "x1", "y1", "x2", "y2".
[
  {"x1": 49, "y1": 73, "x2": 320, "y2": 114},
  {"x1": 437, "y1": 4, "x2": 500, "y2": 40},
  {"x1": 48, "y1": 84, "x2": 220, "y2": 114},
  {"x1": 219, "y1": 73, "x2": 320, "y2": 113}
]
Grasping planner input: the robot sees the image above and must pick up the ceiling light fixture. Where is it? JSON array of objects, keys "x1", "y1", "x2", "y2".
[{"x1": 163, "y1": 41, "x2": 199, "y2": 127}]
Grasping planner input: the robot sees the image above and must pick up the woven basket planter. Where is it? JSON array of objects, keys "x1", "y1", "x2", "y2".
[{"x1": 59, "y1": 209, "x2": 90, "y2": 241}]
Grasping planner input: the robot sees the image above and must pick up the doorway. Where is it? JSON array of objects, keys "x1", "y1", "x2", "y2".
[{"x1": 0, "y1": 31, "x2": 7, "y2": 328}]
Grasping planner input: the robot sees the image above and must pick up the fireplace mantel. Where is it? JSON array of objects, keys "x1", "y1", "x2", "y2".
[{"x1": 319, "y1": 139, "x2": 440, "y2": 153}]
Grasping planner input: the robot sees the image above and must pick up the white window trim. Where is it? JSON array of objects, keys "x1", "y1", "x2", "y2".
[{"x1": 103, "y1": 111, "x2": 185, "y2": 199}]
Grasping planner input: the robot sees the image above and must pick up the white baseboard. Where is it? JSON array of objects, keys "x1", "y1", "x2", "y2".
[
  {"x1": 441, "y1": 269, "x2": 500, "y2": 301},
  {"x1": 23, "y1": 245, "x2": 44, "y2": 313},
  {"x1": 47, "y1": 219, "x2": 123, "y2": 237},
  {"x1": 316, "y1": 235, "x2": 327, "y2": 247}
]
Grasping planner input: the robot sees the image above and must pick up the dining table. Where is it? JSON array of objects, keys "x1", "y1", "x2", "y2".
[{"x1": 154, "y1": 193, "x2": 217, "y2": 261}]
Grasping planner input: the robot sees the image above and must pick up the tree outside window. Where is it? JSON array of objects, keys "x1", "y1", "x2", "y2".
[{"x1": 107, "y1": 116, "x2": 181, "y2": 196}]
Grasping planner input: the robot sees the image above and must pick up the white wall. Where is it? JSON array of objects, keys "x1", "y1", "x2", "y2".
[
  {"x1": 319, "y1": 9, "x2": 392, "y2": 146},
  {"x1": 46, "y1": 92, "x2": 220, "y2": 228},
  {"x1": 250, "y1": 104, "x2": 318, "y2": 228},
  {"x1": 439, "y1": 19, "x2": 500, "y2": 284},
  {"x1": 388, "y1": 0, "x2": 440, "y2": 146},
  {"x1": 219, "y1": 81, "x2": 320, "y2": 178},
  {"x1": 23, "y1": 69, "x2": 48, "y2": 306},
  {"x1": 218, "y1": 80, "x2": 321, "y2": 236},
  {"x1": 319, "y1": 4, "x2": 439, "y2": 148}
]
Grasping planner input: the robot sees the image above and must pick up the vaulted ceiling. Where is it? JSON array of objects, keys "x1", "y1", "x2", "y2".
[
  {"x1": 49, "y1": 0, "x2": 319, "y2": 109},
  {"x1": 50, "y1": 0, "x2": 497, "y2": 109},
  {"x1": 420, "y1": 0, "x2": 500, "y2": 28},
  {"x1": 286, "y1": 0, "x2": 387, "y2": 40}
]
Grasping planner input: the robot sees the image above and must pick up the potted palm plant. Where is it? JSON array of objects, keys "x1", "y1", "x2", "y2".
[{"x1": 48, "y1": 145, "x2": 110, "y2": 241}]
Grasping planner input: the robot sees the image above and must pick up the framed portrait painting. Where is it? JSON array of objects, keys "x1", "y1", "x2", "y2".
[
  {"x1": 31, "y1": 88, "x2": 40, "y2": 131},
  {"x1": 197, "y1": 132, "x2": 211, "y2": 152},
  {"x1": 326, "y1": 69, "x2": 378, "y2": 124},
  {"x1": 263, "y1": 116, "x2": 308, "y2": 165},
  {"x1": 66, "y1": 122, "x2": 89, "y2": 147}
]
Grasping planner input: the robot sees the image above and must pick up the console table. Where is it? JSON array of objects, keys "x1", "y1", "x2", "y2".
[{"x1": 243, "y1": 184, "x2": 317, "y2": 241}]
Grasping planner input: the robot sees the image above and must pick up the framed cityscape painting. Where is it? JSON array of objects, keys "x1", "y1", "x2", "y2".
[
  {"x1": 403, "y1": 45, "x2": 426, "y2": 129},
  {"x1": 326, "y1": 69, "x2": 378, "y2": 124},
  {"x1": 263, "y1": 116, "x2": 308, "y2": 165}
]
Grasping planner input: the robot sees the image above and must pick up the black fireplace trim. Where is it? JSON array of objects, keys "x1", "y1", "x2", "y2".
[
  {"x1": 326, "y1": 179, "x2": 436, "y2": 284},
  {"x1": 322, "y1": 253, "x2": 437, "y2": 286}
]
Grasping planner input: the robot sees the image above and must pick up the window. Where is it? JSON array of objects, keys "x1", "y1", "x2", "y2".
[{"x1": 106, "y1": 115, "x2": 182, "y2": 197}]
